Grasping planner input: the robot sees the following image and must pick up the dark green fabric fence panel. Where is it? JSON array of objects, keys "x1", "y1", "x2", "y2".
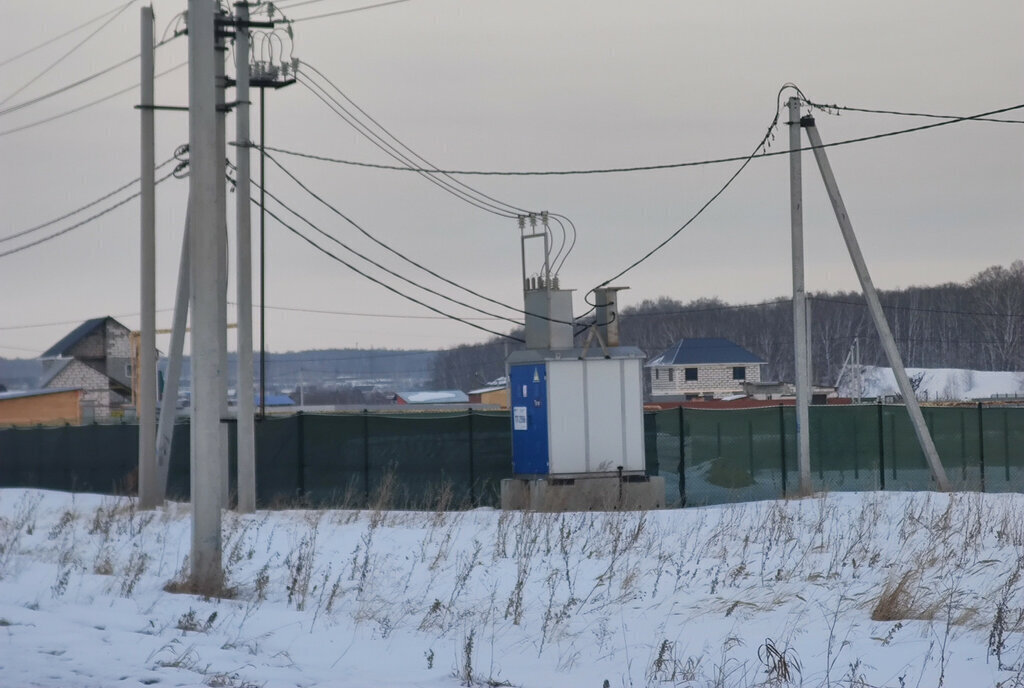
[{"x1": 3, "y1": 406, "x2": 1024, "y2": 507}]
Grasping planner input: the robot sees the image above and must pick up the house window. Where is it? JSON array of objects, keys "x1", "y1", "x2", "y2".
[
  {"x1": 733, "y1": 366, "x2": 746, "y2": 380},
  {"x1": 668, "y1": 369, "x2": 674, "y2": 382},
  {"x1": 684, "y1": 367, "x2": 698, "y2": 381},
  {"x1": 655, "y1": 369, "x2": 659, "y2": 380}
]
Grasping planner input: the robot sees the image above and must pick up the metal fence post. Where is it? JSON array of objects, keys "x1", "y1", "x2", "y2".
[
  {"x1": 362, "y1": 409, "x2": 370, "y2": 504},
  {"x1": 678, "y1": 405, "x2": 686, "y2": 508},
  {"x1": 978, "y1": 401, "x2": 986, "y2": 492},
  {"x1": 778, "y1": 404, "x2": 787, "y2": 497},
  {"x1": 467, "y1": 408, "x2": 476, "y2": 507},
  {"x1": 877, "y1": 400, "x2": 886, "y2": 490},
  {"x1": 295, "y1": 412, "x2": 305, "y2": 499}
]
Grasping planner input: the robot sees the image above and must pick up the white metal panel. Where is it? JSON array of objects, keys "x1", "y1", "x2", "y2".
[
  {"x1": 546, "y1": 361, "x2": 587, "y2": 474},
  {"x1": 584, "y1": 359, "x2": 628, "y2": 472},
  {"x1": 620, "y1": 358, "x2": 646, "y2": 472}
]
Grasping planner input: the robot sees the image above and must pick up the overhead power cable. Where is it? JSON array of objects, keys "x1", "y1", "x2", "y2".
[
  {"x1": 0, "y1": 0, "x2": 136, "y2": 107},
  {"x1": 247, "y1": 173, "x2": 527, "y2": 328},
  {"x1": 296, "y1": 74, "x2": 518, "y2": 220},
  {"x1": 0, "y1": 1, "x2": 134, "y2": 69},
  {"x1": 809, "y1": 296, "x2": 1024, "y2": 319},
  {"x1": 1, "y1": 157, "x2": 176, "y2": 244},
  {"x1": 250, "y1": 102, "x2": 1024, "y2": 177},
  {"x1": 250, "y1": 191, "x2": 525, "y2": 343},
  {"x1": 0, "y1": 33, "x2": 181, "y2": 118},
  {"x1": 280, "y1": 61, "x2": 578, "y2": 267},
  {"x1": 232, "y1": 302, "x2": 504, "y2": 321},
  {"x1": 288, "y1": 0, "x2": 416, "y2": 23},
  {"x1": 799, "y1": 97, "x2": 1024, "y2": 125},
  {"x1": 0, "y1": 62, "x2": 187, "y2": 138},
  {"x1": 259, "y1": 150, "x2": 575, "y2": 326},
  {"x1": 0, "y1": 169, "x2": 176, "y2": 260},
  {"x1": 586, "y1": 84, "x2": 794, "y2": 300}
]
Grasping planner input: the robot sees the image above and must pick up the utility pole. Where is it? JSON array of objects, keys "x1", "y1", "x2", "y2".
[
  {"x1": 214, "y1": 8, "x2": 230, "y2": 509},
  {"x1": 234, "y1": 0, "x2": 257, "y2": 513},
  {"x1": 802, "y1": 116, "x2": 951, "y2": 491},
  {"x1": 187, "y1": 0, "x2": 224, "y2": 592},
  {"x1": 788, "y1": 96, "x2": 812, "y2": 496},
  {"x1": 156, "y1": 209, "x2": 191, "y2": 498},
  {"x1": 138, "y1": 5, "x2": 159, "y2": 509}
]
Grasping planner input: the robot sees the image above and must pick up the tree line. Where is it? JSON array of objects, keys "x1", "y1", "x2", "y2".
[{"x1": 430, "y1": 261, "x2": 1023, "y2": 391}]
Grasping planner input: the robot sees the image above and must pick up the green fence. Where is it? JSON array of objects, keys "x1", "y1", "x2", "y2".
[
  {"x1": 1, "y1": 405, "x2": 1023, "y2": 508},
  {"x1": 652, "y1": 404, "x2": 1024, "y2": 506}
]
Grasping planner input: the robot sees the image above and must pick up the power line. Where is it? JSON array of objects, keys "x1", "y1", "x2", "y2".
[
  {"x1": 0, "y1": 1, "x2": 133, "y2": 69},
  {"x1": 298, "y1": 64, "x2": 577, "y2": 268},
  {"x1": 799, "y1": 97, "x2": 1024, "y2": 125},
  {"x1": 260, "y1": 151, "x2": 575, "y2": 325},
  {"x1": 0, "y1": 170, "x2": 177, "y2": 260},
  {"x1": 0, "y1": 0, "x2": 136, "y2": 108},
  {"x1": 809, "y1": 296, "x2": 1024, "y2": 319},
  {"x1": 587, "y1": 85, "x2": 791, "y2": 297},
  {"x1": 232, "y1": 302, "x2": 504, "y2": 321},
  {"x1": 250, "y1": 102, "x2": 1024, "y2": 176},
  {"x1": 1, "y1": 157, "x2": 176, "y2": 244},
  {"x1": 250, "y1": 176, "x2": 527, "y2": 327},
  {"x1": 250, "y1": 189, "x2": 526, "y2": 343},
  {"x1": 0, "y1": 61, "x2": 187, "y2": 138},
  {"x1": 296, "y1": 73, "x2": 519, "y2": 219},
  {"x1": 0, "y1": 33, "x2": 181, "y2": 118},
  {"x1": 288, "y1": 0, "x2": 416, "y2": 23}
]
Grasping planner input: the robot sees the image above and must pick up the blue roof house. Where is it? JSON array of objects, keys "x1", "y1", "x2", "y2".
[{"x1": 646, "y1": 337, "x2": 765, "y2": 399}]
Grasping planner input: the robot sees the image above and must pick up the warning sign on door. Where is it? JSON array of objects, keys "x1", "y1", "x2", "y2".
[{"x1": 513, "y1": 406, "x2": 528, "y2": 431}]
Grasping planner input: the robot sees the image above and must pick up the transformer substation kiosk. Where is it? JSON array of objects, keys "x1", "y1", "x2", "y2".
[{"x1": 500, "y1": 216, "x2": 664, "y2": 511}]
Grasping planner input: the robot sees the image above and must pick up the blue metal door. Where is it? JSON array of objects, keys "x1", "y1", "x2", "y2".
[{"x1": 510, "y1": 363, "x2": 548, "y2": 474}]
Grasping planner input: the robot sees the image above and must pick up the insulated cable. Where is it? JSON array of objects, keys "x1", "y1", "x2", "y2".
[
  {"x1": 247, "y1": 189, "x2": 526, "y2": 343},
  {"x1": 0, "y1": 169, "x2": 177, "y2": 260},
  {"x1": 0, "y1": 0, "x2": 137, "y2": 107}
]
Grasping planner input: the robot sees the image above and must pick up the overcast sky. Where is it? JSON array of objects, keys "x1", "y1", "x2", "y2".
[{"x1": 1, "y1": 0, "x2": 1021, "y2": 357}]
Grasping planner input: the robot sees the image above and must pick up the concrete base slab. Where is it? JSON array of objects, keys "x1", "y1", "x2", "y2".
[{"x1": 501, "y1": 475, "x2": 665, "y2": 511}]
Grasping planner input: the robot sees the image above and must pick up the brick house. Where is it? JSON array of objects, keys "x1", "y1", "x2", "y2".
[
  {"x1": 39, "y1": 317, "x2": 133, "y2": 420},
  {"x1": 647, "y1": 337, "x2": 765, "y2": 399}
]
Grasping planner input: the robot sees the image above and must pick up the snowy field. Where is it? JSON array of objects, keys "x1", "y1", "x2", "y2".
[{"x1": 2, "y1": 489, "x2": 1024, "y2": 687}]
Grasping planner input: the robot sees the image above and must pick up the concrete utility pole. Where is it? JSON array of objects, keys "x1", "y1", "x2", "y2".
[
  {"x1": 155, "y1": 210, "x2": 190, "y2": 498},
  {"x1": 803, "y1": 118, "x2": 952, "y2": 491},
  {"x1": 234, "y1": 0, "x2": 257, "y2": 513},
  {"x1": 187, "y1": 0, "x2": 225, "y2": 591},
  {"x1": 214, "y1": 9, "x2": 230, "y2": 509},
  {"x1": 138, "y1": 5, "x2": 159, "y2": 509},
  {"x1": 788, "y1": 97, "x2": 812, "y2": 496}
]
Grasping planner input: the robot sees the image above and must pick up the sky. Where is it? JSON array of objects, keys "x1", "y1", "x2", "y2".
[{"x1": 1, "y1": 0, "x2": 1021, "y2": 357}]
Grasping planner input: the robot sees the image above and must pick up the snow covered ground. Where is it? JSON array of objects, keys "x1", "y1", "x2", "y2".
[
  {"x1": 840, "y1": 366, "x2": 1024, "y2": 402},
  {"x1": 2, "y1": 488, "x2": 1024, "y2": 687}
]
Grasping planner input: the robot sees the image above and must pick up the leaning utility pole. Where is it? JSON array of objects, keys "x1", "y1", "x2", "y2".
[
  {"x1": 802, "y1": 115, "x2": 951, "y2": 491},
  {"x1": 187, "y1": 0, "x2": 224, "y2": 591},
  {"x1": 234, "y1": 0, "x2": 257, "y2": 513},
  {"x1": 788, "y1": 96, "x2": 812, "y2": 496},
  {"x1": 138, "y1": 5, "x2": 159, "y2": 508}
]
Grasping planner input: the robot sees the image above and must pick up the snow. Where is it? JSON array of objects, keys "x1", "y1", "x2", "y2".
[
  {"x1": 840, "y1": 365, "x2": 1024, "y2": 401},
  {"x1": 2, "y1": 488, "x2": 1024, "y2": 687}
]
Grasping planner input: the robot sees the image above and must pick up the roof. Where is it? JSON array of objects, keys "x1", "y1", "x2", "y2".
[
  {"x1": 396, "y1": 390, "x2": 469, "y2": 404},
  {"x1": 40, "y1": 316, "x2": 125, "y2": 358},
  {"x1": 38, "y1": 358, "x2": 74, "y2": 388},
  {"x1": 647, "y1": 338, "x2": 765, "y2": 366},
  {"x1": 469, "y1": 385, "x2": 506, "y2": 395},
  {"x1": 0, "y1": 387, "x2": 79, "y2": 401},
  {"x1": 255, "y1": 394, "x2": 296, "y2": 406}
]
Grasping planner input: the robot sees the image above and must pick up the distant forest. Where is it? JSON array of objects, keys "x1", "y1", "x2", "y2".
[{"x1": 430, "y1": 261, "x2": 1024, "y2": 391}]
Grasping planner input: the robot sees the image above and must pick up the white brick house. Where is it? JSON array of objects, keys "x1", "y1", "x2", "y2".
[
  {"x1": 39, "y1": 317, "x2": 133, "y2": 420},
  {"x1": 647, "y1": 337, "x2": 765, "y2": 399}
]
